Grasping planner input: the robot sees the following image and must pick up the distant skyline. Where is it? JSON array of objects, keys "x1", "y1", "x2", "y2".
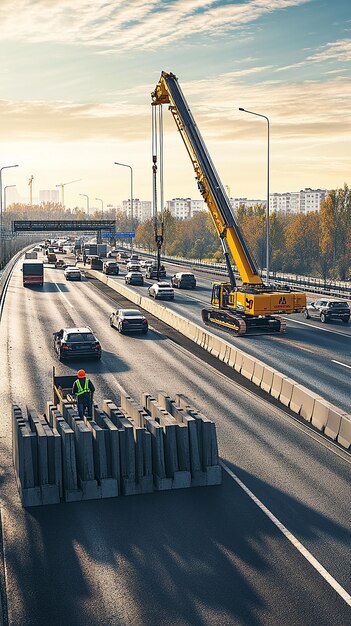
[{"x1": 0, "y1": 0, "x2": 350, "y2": 209}]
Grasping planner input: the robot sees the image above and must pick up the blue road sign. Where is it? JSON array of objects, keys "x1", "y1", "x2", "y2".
[{"x1": 101, "y1": 231, "x2": 135, "y2": 239}]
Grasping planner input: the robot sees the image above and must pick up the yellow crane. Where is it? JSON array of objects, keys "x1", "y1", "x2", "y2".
[
  {"x1": 151, "y1": 72, "x2": 306, "y2": 335},
  {"x1": 55, "y1": 179, "x2": 82, "y2": 208}
]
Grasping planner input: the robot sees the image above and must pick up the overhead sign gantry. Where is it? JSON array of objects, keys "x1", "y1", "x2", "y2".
[{"x1": 12, "y1": 220, "x2": 115, "y2": 233}]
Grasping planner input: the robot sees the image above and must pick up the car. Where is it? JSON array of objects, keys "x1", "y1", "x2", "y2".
[
  {"x1": 125, "y1": 271, "x2": 144, "y2": 286},
  {"x1": 55, "y1": 259, "x2": 67, "y2": 269},
  {"x1": 140, "y1": 259, "x2": 153, "y2": 268},
  {"x1": 148, "y1": 282, "x2": 174, "y2": 300},
  {"x1": 103, "y1": 261, "x2": 119, "y2": 275},
  {"x1": 171, "y1": 272, "x2": 196, "y2": 289},
  {"x1": 64, "y1": 266, "x2": 82, "y2": 281},
  {"x1": 304, "y1": 299, "x2": 350, "y2": 323},
  {"x1": 145, "y1": 264, "x2": 167, "y2": 279},
  {"x1": 53, "y1": 327, "x2": 102, "y2": 361},
  {"x1": 126, "y1": 261, "x2": 141, "y2": 272},
  {"x1": 110, "y1": 308, "x2": 148, "y2": 334}
]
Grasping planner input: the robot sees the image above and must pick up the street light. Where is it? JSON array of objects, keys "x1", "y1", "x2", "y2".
[
  {"x1": 79, "y1": 193, "x2": 90, "y2": 216},
  {"x1": 239, "y1": 107, "x2": 270, "y2": 284},
  {"x1": 95, "y1": 197, "x2": 103, "y2": 214},
  {"x1": 114, "y1": 161, "x2": 134, "y2": 253},
  {"x1": 0, "y1": 164, "x2": 18, "y2": 264},
  {"x1": 4, "y1": 185, "x2": 16, "y2": 212}
]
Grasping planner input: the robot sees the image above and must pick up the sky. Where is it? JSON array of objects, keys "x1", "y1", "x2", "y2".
[{"x1": 0, "y1": 0, "x2": 350, "y2": 210}]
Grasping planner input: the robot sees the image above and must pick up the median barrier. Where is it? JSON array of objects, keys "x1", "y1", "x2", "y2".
[
  {"x1": 279, "y1": 378, "x2": 295, "y2": 407},
  {"x1": 252, "y1": 361, "x2": 265, "y2": 387},
  {"x1": 86, "y1": 270, "x2": 350, "y2": 453},
  {"x1": 337, "y1": 416, "x2": 351, "y2": 450},
  {"x1": 240, "y1": 353, "x2": 256, "y2": 381},
  {"x1": 324, "y1": 408, "x2": 343, "y2": 441},
  {"x1": 13, "y1": 389, "x2": 221, "y2": 506},
  {"x1": 270, "y1": 372, "x2": 286, "y2": 399},
  {"x1": 311, "y1": 398, "x2": 332, "y2": 432},
  {"x1": 289, "y1": 385, "x2": 319, "y2": 421}
]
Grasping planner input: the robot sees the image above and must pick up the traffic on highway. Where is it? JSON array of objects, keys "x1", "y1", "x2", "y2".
[{"x1": 0, "y1": 241, "x2": 350, "y2": 625}]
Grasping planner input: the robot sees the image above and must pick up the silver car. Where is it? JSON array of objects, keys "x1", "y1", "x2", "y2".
[
  {"x1": 148, "y1": 282, "x2": 174, "y2": 300},
  {"x1": 304, "y1": 299, "x2": 350, "y2": 323}
]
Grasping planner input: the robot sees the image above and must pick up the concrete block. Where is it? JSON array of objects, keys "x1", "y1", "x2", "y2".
[
  {"x1": 40, "y1": 483, "x2": 60, "y2": 505},
  {"x1": 209, "y1": 336, "x2": 223, "y2": 359},
  {"x1": 137, "y1": 475, "x2": 154, "y2": 494},
  {"x1": 56, "y1": 420, "x2": 79, "y2": 493},
  {"x1": 84, "y1": 418, "x2": 108, "y2": 480},
  {"x1": 271, "y1": 372, "x2": 286, "y2": 399},
  {"x1": 337, "y1": 415, "x2": 351, "y2": 449},
  {"x1": 172, "y1": 470, "x2": 191, "y2": 489},
  {"x1": 210, "y1": 422, "x2": 219, "y2": 466},
  {"x1": 163, "y1": 423, "x2": 179, "y2": 477},
  {"x1": 290, "y1": 385, "x2": 318, "y2": 421},
  {"x1": 311, "y1": 397, "x2": 332, "y2": 431},
  {"x1": 100, "y1": 477, "x2": 119, "y2": 498},
  {"x1": 146, "y1": 420, "x2": 166, "y2": 478},
  {"x1": 153, "y1": 475, "x2": 173, "y2": 491},
  {"x1": 78, "y1": 477, "x2": 101, "y2": 500},
  {"x1": 324, "y1": 408, "x2": 343, "y2": 441},
  {"x1": 206, "y1": 465, "x2": 222, "y2": 485},
  {"x1": 191, "y1": 471, "x2": 207, "y2": 487},
  {"x1": 241, "y1": 353, "x2": 256, "y2": 381},
  {"x1": 234, "y1": 350, "x2": 243, "y2": 373},
  {"x1": 121, "y1": 477, "x2": 138, "y2": 496},
  {"x1": 134, "y1": 427, "x2": 145, "y2": 480},
  {"x1": 18, "y1": 485, "x2": 42, "y2": 507},
  {"x1": 175, "y1": 423, "x2": 190, "y2": 471},
  {"x1": 34, "y1": 421, "x2": 49, "y2": 485},
  {"x1": 279, "y1": 377, "x2": 295, "y2": 407},
  {"x1": 46, "y1": 402, "x2": 57, "y2": 426},
  {"x1": 252, "y1": 361, "x2": 265, "y2": 387},
  {"x1": 75, "y1": 421, "x2": 95, "y2": 481},
  {"x1": 260, "y1": 366, "x2": 275, "y2": 393},
  {"x1": 143, "y1": 430, "x2": 152, "y2": 476},
  {"x1": 103, "y1": 417, "x2": 121, "y2": 490},
  {"x1": 227, "y1": 348, "x2": 237, "y2": 368}
]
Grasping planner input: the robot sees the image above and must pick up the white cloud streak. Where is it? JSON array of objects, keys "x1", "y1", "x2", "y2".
[{"x1": 0, "y1": 0, "x2": 312, "y2": 51}]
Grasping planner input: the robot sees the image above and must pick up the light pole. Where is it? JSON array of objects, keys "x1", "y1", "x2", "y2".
[
  {"x1": 95, "y1": 197, "x2": 103, "y2": 215},
  {"x1": 114, "y1": 161, "x2": 134, "y2": 253},
  {"x1": 4, "y1": 185, "x2": 16, "y2": 212},
  {"x1": 55, "y1": 179, "x2": 82, "y2": 208},
  {"x1": 239, "y1": 107, "x2": 270, "y2": 284},
  {"x1": 0, "y1": 164, "x2": 18, "y2": 264},
  {"x1": 79, "y1": 193, "x2": 90, "y2": 216},
  {"x1": 28, "y1": 175, "x2": 34, "y2": 205}
]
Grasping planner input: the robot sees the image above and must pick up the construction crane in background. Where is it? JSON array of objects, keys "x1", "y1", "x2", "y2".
[
  {"x1": 28, "y1": 175, "x2": 34, "y2": 205},
  {"x1": 55, "y1": 179, "x2": 82, "y2": 208}
]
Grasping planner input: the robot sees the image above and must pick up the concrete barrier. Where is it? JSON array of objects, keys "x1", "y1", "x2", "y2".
[
  {"x1": 260, "y1": 366, "x2": 275, "y2": 393},
  {"x1": 240, "y1": 353, "x2": 256, "y2": 381},
  {"x1": 252, "y1": 361, "x2": 265, "y2": 387},
  {"x1": 337, "y1": 416, "x2": 351, "y2": 450},
  {"x1": 279, "y1": 378, "x2": 295, "y2": 407},
  {"x1": 311, "y1": 398, "x2": 333, "y2": 431},
  {"x1": 270, "y1": 372, "x2": 286, "y2": 400},
  {"x1": 289, "y1": 385, "x2": 319, "y2": 422},
  {"x1": 324, "y1": 408, "x2": 343, "y2": 441}
]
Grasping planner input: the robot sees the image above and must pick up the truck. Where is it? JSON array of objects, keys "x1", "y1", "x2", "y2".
[
  {"x1": 24, "y1": 251, "x2": 38, "y2": 260},
  {"x1": 151, "y1": 72, "x2": 306, "y2": 335},
  {"x1": 22, "y1": 260, "x2": 44, "y2": 287},
  {"x1": 47, "y1": 252, "x2": 57, "y2": 264}
]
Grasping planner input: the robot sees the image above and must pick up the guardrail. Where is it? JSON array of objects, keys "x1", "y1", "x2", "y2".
[
  {"x1": 129, "y1": 247, "x2": 351, "y2": 299},
  {"x1": 0, "y1": 243, "x2": 38, "y2": 321},
  {"x1": 88, "y1": 270, "x2": 351, "y2": 453}
]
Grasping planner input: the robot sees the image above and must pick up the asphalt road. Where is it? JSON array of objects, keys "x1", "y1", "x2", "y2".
[
  {"x1": 0, "y1": 257, "x2": 350, "y2": 625},
  {"x1": 116, "y1": 259, "x2": 351, "y2": 413}
]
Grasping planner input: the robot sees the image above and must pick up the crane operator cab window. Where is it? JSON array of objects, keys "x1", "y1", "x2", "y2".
[{"x1": 211, "y1": 284, "x2": 222, "y2": 308}]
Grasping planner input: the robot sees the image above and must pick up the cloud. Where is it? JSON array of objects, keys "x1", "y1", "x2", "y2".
[
  {"x1": 276, "y1": 37, "x2": 351, "y2": 71},
  {"x1": 0, "y1": 0, "x2": 312, "y2": 51}
]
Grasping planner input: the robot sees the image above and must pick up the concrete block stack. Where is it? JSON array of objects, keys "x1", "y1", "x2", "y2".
[{"x1": 12, "y1": 390, "x2": 221, "y2": 507}]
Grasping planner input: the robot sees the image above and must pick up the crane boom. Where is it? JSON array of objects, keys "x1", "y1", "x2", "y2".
[{"x1": 152, "y1": 71, "x2": 262, "y2": 286}]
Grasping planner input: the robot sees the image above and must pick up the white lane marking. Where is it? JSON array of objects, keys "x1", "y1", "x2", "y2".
[
  {"x1": 332, "y1": 359, "x2": 351, "y2": 370},
  {"x1": 283, "y1": 317, "x2": 351, "y2": 338},
  {"x1": 221, "y1": 461, "x2": 351, "y2": 608},
  {"x1": 53, "y1": 282, "x2": 74, "y2": 309}
]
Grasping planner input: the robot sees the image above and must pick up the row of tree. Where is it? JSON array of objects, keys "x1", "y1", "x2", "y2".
[
  {"x1": 135, "y1": 185, "x2": 351, "y2": 280},
  {"x1": 4, "y1": 185, "x2": 351, "y2": 280}
]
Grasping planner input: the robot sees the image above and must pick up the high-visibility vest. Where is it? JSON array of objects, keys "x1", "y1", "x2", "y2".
[{"x1": 75, "y1": 378, "x2": 90, "y2": 396}]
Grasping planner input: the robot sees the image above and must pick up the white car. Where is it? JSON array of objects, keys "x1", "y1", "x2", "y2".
[
  {"x1": 126, "y1": 261, "x2": 141, "y2": 272},
  {"x1": 148, "y1": 282, "x2": 174, "y2": 300},
  {"x1": 64, "y1": 266, "x2": 82, "y2": 281}
]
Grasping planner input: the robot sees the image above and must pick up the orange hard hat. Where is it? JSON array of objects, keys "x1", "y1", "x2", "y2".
[{"x1": 77, "y1": 369, "x2": 86, "y2": 379}]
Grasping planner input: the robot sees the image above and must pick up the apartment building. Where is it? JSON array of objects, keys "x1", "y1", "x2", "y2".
[
  {"x1": 122, "y1": 199, "x2": 152, "y2": 222},
  {"x1": 39, "y1": 189, "x2": 60, "y2": 204},
  {"x1": 166, "y1": 197, "x2": 205, "y2": 219}
]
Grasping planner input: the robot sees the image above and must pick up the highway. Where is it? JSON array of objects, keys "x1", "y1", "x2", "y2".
[
  {"x1": 116, "y1": 259, "x2": 351, "y2": 413},
  {"x1": 0, "y1": 255, "x2": 350, "y2": 625}
]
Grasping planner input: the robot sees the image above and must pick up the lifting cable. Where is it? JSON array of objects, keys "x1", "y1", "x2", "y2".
[{"x1": 151, "y1": 103, "x2": 164, "y2": 279}]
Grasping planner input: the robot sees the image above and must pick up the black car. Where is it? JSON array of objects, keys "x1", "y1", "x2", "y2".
[
  {"x1": 171, "y1": 272, "x2": 196, "y2": 289},
  {"x1": 304, "y1": 299, "x2": 350, "y2": 323},
  {"x1": 103, "y1": 261, "x2": 119, "y2": 275},
  {"x1": 145, "y1": 264, "x2": 166, "y2": 279},
  {"x1": 125, "y1": 271, "x2": 144, "y2": 286},
  {"x1": 53, "y1": 327, "x2": 102, "y2": 361},
  {"x1": 110, "y1": 309, "x2": 148, "y2": 334}
]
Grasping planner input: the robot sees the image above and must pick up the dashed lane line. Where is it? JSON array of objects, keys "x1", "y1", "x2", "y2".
[
  {"x1": 221, "y1": 461, "x2": 351, "y2": 609},
  {"x1": 332, "y1": 359, "x2": 351, "y2": 370}
]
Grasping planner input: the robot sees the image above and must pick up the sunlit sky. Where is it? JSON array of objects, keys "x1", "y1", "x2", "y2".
[{"x1": 1, "y1": 0, "x2": 350, "y2": 210}]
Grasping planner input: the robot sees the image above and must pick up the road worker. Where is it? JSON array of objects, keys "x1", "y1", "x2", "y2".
[{"x1": 72, "y1": 369, "x2": 95, "y2": 418}]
